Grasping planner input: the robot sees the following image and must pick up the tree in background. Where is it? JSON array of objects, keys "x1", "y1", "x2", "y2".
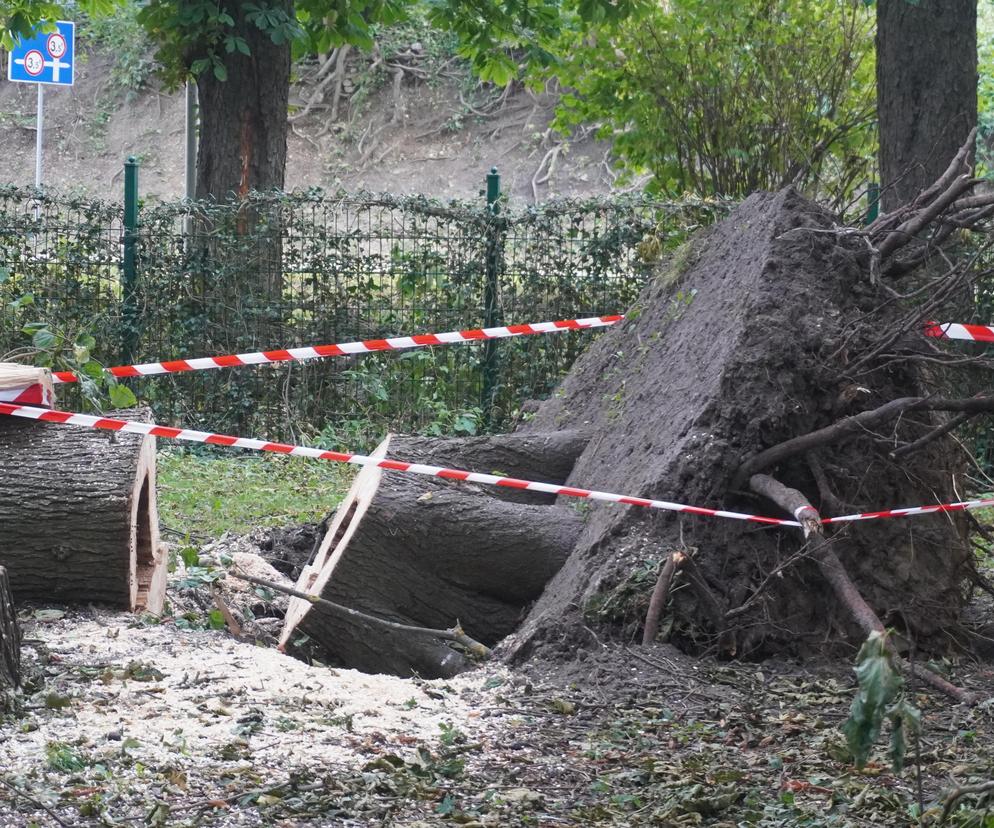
[
  {"x1": 876, "y1": 0, "x2": 977, "y2": 210},
  {"x1": 550, "y1": 0, "x2": 876, "y2": 202},
  {"x1": 4, "y1": 0, "x2": 646, "y2": 199},
  {"x1": 135, "y1": 0, "x2": 645, "y2": 199}
]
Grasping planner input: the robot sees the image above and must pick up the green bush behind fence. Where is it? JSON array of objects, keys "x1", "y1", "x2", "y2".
[{"x1": 0, "y1": 180, "x2": 727, "y2": 445}]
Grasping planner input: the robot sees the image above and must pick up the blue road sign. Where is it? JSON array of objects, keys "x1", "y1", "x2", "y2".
[{"x1": 7, "y1": 21, "x2": 75, "y2": 86}]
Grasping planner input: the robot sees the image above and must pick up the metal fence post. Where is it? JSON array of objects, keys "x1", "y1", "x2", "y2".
[
  {"x1": 866, "y1": 181, "x2": 880, "y2": 224},
  {"x1": 481, "y1": 166, "x2": 502, "y2": 424},
  {"x1": 122, "y1": 156, "x2": 140, "y2": 365}
]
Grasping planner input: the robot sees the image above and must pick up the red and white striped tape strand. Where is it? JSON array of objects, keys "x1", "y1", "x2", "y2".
[
  {"x1": 0, "y1": 402, "x2": 799, "y2": 528},
  {"x1": 51, "y1": 315, "x2": 624, "y2": 384},
  {"x1": 924, "y1": 321, "x2": 994, "y2": 343},
  {"x1": 2, "y1": 403, "x2": 991, "y2": 528},
  {"x1": 0, "y1": 383, "x2": 53, "y2": 407},
  {"x1": 822, "y1": 497, "x2": 994, "y2": 524}
]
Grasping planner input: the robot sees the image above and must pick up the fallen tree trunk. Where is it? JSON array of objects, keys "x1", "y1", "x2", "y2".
[
  {"x1": 280, "y1": 432, "x2": 582, "y2": 677},
  {"x1": 0, "y1": 566, "x2": 19, "y2": 700},
  {"x1": 0, "y1": 411, "x2": 166, "y2": 613},
  {"x1": 381, "y1": 430, "x2": 589, "y2": 504}
]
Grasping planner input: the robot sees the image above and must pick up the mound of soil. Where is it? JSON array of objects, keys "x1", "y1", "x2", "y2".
[{"x1": 508, "y1": 188, "x2": 970, "y2": 661}]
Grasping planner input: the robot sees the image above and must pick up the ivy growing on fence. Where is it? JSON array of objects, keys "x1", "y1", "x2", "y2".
[{"x1": 0, "y1": 185, "x2": 728, "y2": 444}]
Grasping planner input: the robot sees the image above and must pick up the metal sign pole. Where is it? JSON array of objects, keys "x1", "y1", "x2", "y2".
[{"x1": 34, "y1": 83, "x2": 43, "y2": 188}]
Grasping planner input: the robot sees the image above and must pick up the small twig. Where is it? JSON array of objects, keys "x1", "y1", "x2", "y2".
[
  {"x1": 807, "y1": 452, "x2": 847, "y2": 514},
  {"x1": 228, "y1": 569, "x2": 491, "y2": 658},
  {"x1": 0, "y1": 776, "x2": 70, "y2": 827},
  {"x1": 211, "y1": 584, "x2": 242, "y2": 638},
  {"x1": 939, "y1": 779, "x2": 994, "y2": 824},
  {"x1": 679, "y1": 553, "x2": 732, "y2": 654},
  {"x1": 642, "y1": 551, "x2": 685, "y2": 645},
  {"x1": 890, "y1": 411, "x2": 976, "y2": 460}
]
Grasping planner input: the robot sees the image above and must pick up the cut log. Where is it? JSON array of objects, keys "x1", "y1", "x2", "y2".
[
  {"x1": 0, "y1": 566, "x2": 20, "y2": 700},
  {"x1": 0, "y1": 410, "x2": 166, "y2": 613},
  {"x1": 382, "y1": 430, "x2": 589, "y2": 504},
  {"x1": 280, "y1": 433, "x2": 583, "y2": 678}
]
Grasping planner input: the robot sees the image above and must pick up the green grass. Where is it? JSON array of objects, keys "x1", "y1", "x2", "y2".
[{"x1": 157, "y1": 450, "x2": 355, "y2": 539}]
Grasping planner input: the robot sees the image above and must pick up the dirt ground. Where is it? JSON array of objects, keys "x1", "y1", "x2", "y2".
[{"x1": 1, "y1": 552, "x2": 993, "y2": 827}]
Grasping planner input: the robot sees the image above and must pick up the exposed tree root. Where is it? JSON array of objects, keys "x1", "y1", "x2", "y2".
[
  {"x1": 642, "y1": 551, "x2": 685, "y2": 646},
  {"x1": 749, "y1": 475, "x2": 977, "y2": 705}
]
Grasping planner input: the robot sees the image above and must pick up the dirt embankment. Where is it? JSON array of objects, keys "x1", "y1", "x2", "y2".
[{"x1": 0, "y1": 47, "x2": 618, "y2": 203}]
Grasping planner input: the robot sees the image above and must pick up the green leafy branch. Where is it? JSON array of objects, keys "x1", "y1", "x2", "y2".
[
  {"x1": 842, "y1": 630, "x2": 922, "y2": 772},
  {"x1": 9, "y1": 305, "x2": 137, "y2": 410}
]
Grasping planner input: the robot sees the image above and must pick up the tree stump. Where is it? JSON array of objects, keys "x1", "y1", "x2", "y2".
[
  {"x1": 280, "y1": 432, "x2": 584, "y2": 677},
  {"x1": 0, "y1": 410, "x2": 166, "y2": 613},
  {"x1": 0, "y1": 566, "x2": 20, "y2": 700}
]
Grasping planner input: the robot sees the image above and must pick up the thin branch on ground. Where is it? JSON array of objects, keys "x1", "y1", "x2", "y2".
[
  {"x1": 940, "y1": 779, "x2": 994, "y2": 825},
  {"x1": 0, "y1": 775, "x2": 70, "y2": 827},
  {"x1": 228, "y1": 569, "x2": 491, "y2": 658}
]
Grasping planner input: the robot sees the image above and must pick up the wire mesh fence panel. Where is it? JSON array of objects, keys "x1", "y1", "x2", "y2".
[{"x1": 0, "y1": 184, "x2": 729, "y2": 444}]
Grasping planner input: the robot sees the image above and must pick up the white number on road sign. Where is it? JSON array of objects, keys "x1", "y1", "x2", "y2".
[
  {"x1": 22, "y1": 50, "x2": 44, "y2": 76},
  {"x1": 46, "y1": 33, "x2": 67, "y2": 58}
]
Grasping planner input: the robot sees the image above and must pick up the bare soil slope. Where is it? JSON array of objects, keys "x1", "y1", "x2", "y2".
[{"x1": 0, "y1": 51, "x2": 617, "y2": 203}]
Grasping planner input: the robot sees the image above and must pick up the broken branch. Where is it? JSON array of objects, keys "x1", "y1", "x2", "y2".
[
  {"x1": 229, "y1": 569, "x2": 491, "y2": 658},
  {"x1": 642, "y1": 551, "x2": 685, "y2": 646}
]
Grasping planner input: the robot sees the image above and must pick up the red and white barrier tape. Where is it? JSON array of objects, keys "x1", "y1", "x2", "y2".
[
  {"x1": 822, "y1": 497, "x2": 994, "y2": 524},
  {"x1": 51, "y1": 315, "x2": 624, "y2": 384},
  {"x1": 0, "y1": 402, "x2": 798, "y2": 528},
  {"x1": 0, "y1": 383, "x2": 53, "y2": 407},
  {"x1": 924, "y1": 321, "x2": 994, "y2": 343},
  {"x1": 2, "y1": 403, "x2": 991, "y2": 528}
]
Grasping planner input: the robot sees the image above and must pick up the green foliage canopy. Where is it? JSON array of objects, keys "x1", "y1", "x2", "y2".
[
  {"x1": 550, "y1": 0, "x2": 877, "y2": 200},
  {"x1": 0, "y1": 0, "x2": 114, "y2": 46},
  {"x1": 84, "y1": 0, "x2": 647, "y2": 89}
]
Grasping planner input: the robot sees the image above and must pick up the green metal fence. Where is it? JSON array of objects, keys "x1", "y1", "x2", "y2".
[{"x1": 0, "y1": 168, "x2": 728, "y2": 444}]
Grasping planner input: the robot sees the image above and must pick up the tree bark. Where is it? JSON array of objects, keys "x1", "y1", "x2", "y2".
[
  {"x1": 876, "y1": 0, "x2": 977, "y2": 210},
  {"x1": 383, "y1": 430, "x2": 588, "y2": 504},
  {"x1": 195, "y1": 0, "x2": 291, "y2": 200},
  {"x1": 0, "y1": 412, "x2": 166, "y2": 613},
  {"x1": 0, "y1": 566, "x2": 20, "y2": 700},
  {"x1": 192, "y1": 0, "x2": 292, "y2": 305},
  {"x1": 280, "y1": 433, "x2": 582, "y2": 677}
]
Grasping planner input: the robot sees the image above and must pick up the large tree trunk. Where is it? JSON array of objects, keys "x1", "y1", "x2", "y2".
[
  {"x1": 0, "y1": 412, "x2": 166, "y2": 613},
  {"x1": 876, "y1": 0, "x2": 977, "y2": 210},
  {"x1": 194, "y1": 0, "x2": 291, "y2": 200},
  {"x1": 192, "y1": 0, "x2": 292, "y2": 306},
  {"x1": 500, "y1": 188, "x2": 972, "y2": 663},
  {"x1": 280, "y1": 432, "x2": 584, "y2": 677},
  {"x1": 0, "y1": 566, "x2": 19, "y2": 703}
]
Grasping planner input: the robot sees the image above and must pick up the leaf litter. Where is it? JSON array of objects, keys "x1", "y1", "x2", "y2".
[{"x1": 1, "y1": 551, "x2": 993, "y2": 825}]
